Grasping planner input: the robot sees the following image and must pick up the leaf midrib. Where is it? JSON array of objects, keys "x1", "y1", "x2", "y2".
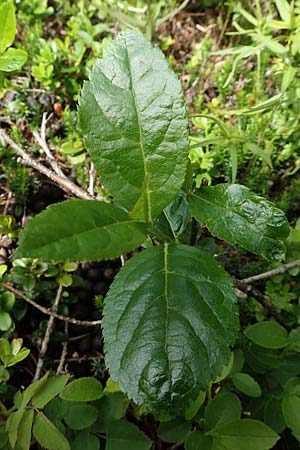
[
  {"x1": 125, "y1": 44, "x2": 152, "y2": 224},
  {"x1": 26, "y1": 220, "x2": 143, "y2": 252}
]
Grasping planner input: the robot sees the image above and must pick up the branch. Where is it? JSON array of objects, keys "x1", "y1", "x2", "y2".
[
  {"x1": 34, "y1": 284, "x2": 63, "y2": 380},
  {"x1": 235, "y1": 279, "x2": 282, "y2": 323},
  {"x1": 1, "y1": 282, "x2": 102, "y2": 327},
  {"x1": 240, "y1": 260, "x2": 300, "y2": 284},
  {"x1": 0, "y1": 127, "x2": 96, "y2": 201}
]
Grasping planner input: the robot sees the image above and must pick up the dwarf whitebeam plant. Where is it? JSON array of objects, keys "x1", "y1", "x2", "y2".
[{"x1": 16, "y1": 30, "x2": 290, "y2": 414}]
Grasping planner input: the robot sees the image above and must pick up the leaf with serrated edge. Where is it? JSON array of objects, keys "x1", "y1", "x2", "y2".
[
  {"x1": 20, "y1": 372, "x2": 50, "y2": 408},
  {"x1": 60, "y1": 377, "x2": 103, "y2": 402},
  {"x1": 33, "y1": 412, "x2": 70, "y2": 450},
  {"x1": 189, "y1": 184, "x2": 289, "y2": 261},
  {"x1": 103, "y1": 243, "x2": 238, "y2": 414},
  {"x1": 106, "y1": 420, "x2": 151, "y2": 450},
  {"x1": 15, "y1": 200, "x2": 147, "y2": 261},
  {"x1": 32, "y1": 375, "x2": 69, "y2": 409},
  {"x1": 79, "y1": 29, "x2": 188, "y2": 223},
  {"x1": 6, "y1": 409, "x2": 24, "y2": 448},
  {"x1": 17, "y1": 409, "x2": 34, "y2": 450}
]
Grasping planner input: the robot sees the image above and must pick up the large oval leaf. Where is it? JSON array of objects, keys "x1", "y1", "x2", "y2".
[
  {"x1": 15, "y1": 200, "x2": 147, "y2": 261},
  {"x1": 103, "y1": 244, "x2": 238, "y2": 413},
  {"x1": 79, "y1": 30, "x2": 188, "y2": 223},
  {"x1": 189, "y1": 184, "x2": 289, "y2": 261}
]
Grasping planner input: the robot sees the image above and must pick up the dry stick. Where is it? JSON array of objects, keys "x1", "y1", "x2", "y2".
[
  {"x1": 1, "y1": 282, "x2": 101, "y2": 327},
  {"x1": 0, "y1": 128, "x2": 95, "y2": 201},
  {"x1": 33, "y1": 113, "x2": 66, "y2": 178},
  {"x1": 34, "y1": 284, "x2": 63, "y2": 380},
  {"x1": 57, "y1": 322, "x2": 69, "y2": 375},
  {"x1": 241, "y1": 259, "x2": 300, "y2": 284}
]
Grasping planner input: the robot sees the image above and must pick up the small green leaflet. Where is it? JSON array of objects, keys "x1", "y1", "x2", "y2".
[
  {"x1": 103, "y1": 243, "x2": 238, "y2": 413},
  {"x1": 105, "y1": 420, "x2": 152, "y2": 450},
  {"x1": 79, "y1": 29, "x2": 188, "y2": 223},
  {"x1": 15, "y1": 200, "x2": 147, "y2": 261},
  {"x1": 204, "y1": 392, "x2": 241, "y2": 429},
  {"x1": 17, "y1": 409, "x2": 34, "y2": 450},
  {"x1": 282, "y1": 395, "x2": 300, "y2": 440},
  {"x1": 33, "y1": 412, "x2": 70, "y2": 450},
  {"x1": 0, "y1": 2, "x2": 16, "y2": 54},
  {"x1": 0, "y1": 48, "x2": 27, "y2": 72},
  {"x1": 60, "y1": 377, "x2": 103, "y2": 402},
  {"x1": 212, "y1": 419, "x2": 279, "y2": 450},
  {"x1": 189, "y1": 184, "x2": 289, "y2": 261},
  {"x1": 244, "y1": 321, "x2": 289, "y2": 349},
  {"x1": 31, "y1": 375, "x2": 70, "y2": 409},
  {"x1": 231, "y1": 372, "x2": 262, "y2": 398}
]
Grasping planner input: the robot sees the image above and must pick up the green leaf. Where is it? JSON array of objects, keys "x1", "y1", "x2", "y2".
[
  {"x1": 32, "y1": 375, "x2": 70, "y2": 409},
  {"x1": 79, "y1": 29, "x2": 188, "y2": 223},
  {"x1": 92, "y1": 392, "x2": 128, "y2": 433},
  {"x1": 264, "y1": 398, "x2": 285, "y2": 433},
  {"x1": 284, "y1": 377, "x2": 300, "y2": 396},
  {"x1": 185, "y1": 432, "x2": 213, "y2": 450},
  {"x1": 6, "y1": 409, "x2": 24, "y2": 448},
  {"x1": 158, "y1": 418, "x2": 191, "y2": 443},
  {"x1": 163, "y1": 192, "x2": 191, "y2": 239},
  {"x1": 184, "y1": 390, "x2": 206, "y2": 420},
  {"x1": 189, "y1": 184, "x2": 289, "y2": 261},
  {"x1": 16, "y1": 200, "x2": 147, "y2": 261},
  {"x1": 20, "y1": 372, "x2": 50, "y2": 408},
  {"x1": 72, "y1": 432, "x2": 100, "y2": 450},
  {"x1": 213, "y1": 419, "x2": 279, "y2": 450},
  {"x1": 64, "y1": 404, "x2": 98, "y2": 430},
  {"x1": 0, "y1": 48, "x2": 27, "y2": 72},
  {"x1": 0, "y1": 311, "x2": 11, "y2": 331},
  {"x1": 17, "y1": 409, "x2": 34, "y2": 450},
  {"x1": 105, "y1": 420, "x2": 152, "y2": 450},
  {"x1": 282, "y1": 395, "x2": 300, "y2": 440},
  {"x1": 0, "y1": 2, "x2": 16, "y2": 54},
  {"x1": 275, "y1": 0, "x2": 291, "y2": 22},
  {"x1": 60, "y1": 377, "x2": 103, "y2": 402},
  {"x1": 231, "y1": 373, "x2": 262, "y2": 398},
  {"x1": 244, "y1": 322, "x2": 289, "y2": 349},
  {"x1": 33, "y1": 412, "x2": 70, "y2": 450},
  {"x1": 205, "y1": 393, "x2": 241, "y2": 429},
  {"x1": 103, "y1": 243, "x2": 238, "y2": 414}
]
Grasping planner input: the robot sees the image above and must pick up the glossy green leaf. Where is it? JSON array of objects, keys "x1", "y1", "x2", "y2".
[
  {"x1": 79, "y1": 29, "x2": 188, "y2": 223},
  {"x1": 284, "y1": 377, "x2": 300, "y2": 396},
  {"x1": 0, "y1": 311, "x2": 11, "y2": 331},
  {"x1": 16, "y1": 200, "x2": 147, "y2": 261},
  {"x1": 231, "y1": 373, "x2": 262, "y2": 398},
  {"x1": 103, "y1": 243, "x2": 238, "y2": 414},
  {"x1": 105, "y1": 420, "x2": 152, "y2": 450},
  {"x1": 32, "y1": 375, "x2": 70, "y2": 409},
  {"x1": 0, "y1": 2, "x2": 16, "y2": 54},
  {"x1": 213, "y1": 419, "x2": 279, "y2": 450},
  {"x1": 189, "y1": 184, "x2": 289, "y2": 261},
  {"x1": 282, "y1": 395, "x2": 300, "y2": 440},
  {"x1": 33, "y1": 412, "x2": 70, "y2": 450},
  {"x1": 0, "y1": 48, "x2": 27, "y2": 72},
  {"x1": 17, "y1": 409, "x2": 34, "y2": 450},
  {"x1": 244, "y1": 321, "x2": 289, "y2": 349},
  {"x1": 205, "y1": 393, "x2": 241, "y2": 429},
  {"x1": 60, "y1": 377, "x2": 103, "y2": 402}
]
